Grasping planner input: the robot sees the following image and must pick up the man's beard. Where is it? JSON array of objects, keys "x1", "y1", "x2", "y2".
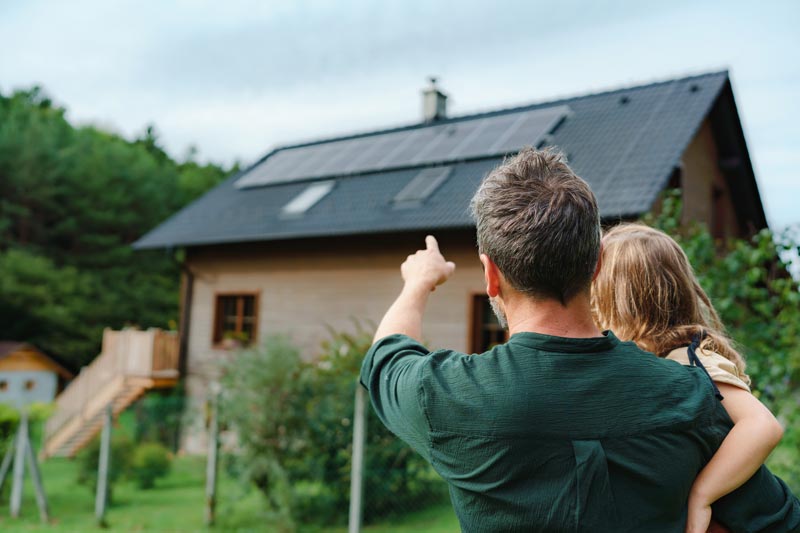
[{"x1": 489, "y1": 296, "x2": 508, "y2": 330}]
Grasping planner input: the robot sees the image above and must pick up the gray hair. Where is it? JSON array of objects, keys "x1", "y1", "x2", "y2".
[{"x1": 470, "y1": 147, "x2": 601, "y2": 304}]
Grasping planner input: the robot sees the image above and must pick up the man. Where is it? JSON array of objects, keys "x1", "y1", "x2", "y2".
[{"x1": 360, "y1": 148, "x2": 800, "y2": 532}]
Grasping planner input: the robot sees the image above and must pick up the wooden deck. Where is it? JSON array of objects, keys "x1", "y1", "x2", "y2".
[{"x1": 43, "y1": 328, "x2": 179, "y2": 458}]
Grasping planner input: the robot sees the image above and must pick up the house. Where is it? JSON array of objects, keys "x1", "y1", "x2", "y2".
[
  {"x1": 135, "y1": 71, "x2": 767, "y2": 453},
  {"x1": 0, "y1": 342, "x2": 73, "y2": 408}
]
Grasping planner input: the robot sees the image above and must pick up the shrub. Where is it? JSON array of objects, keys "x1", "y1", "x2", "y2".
[
  {"x1": 220, "y1": 327, "x2": 447, "y2": 527},
  {"x1": 306, "y1": 325, "x2": 447, "y2": 524},
  {"x1": 0, "y1": 402, "x2": 54, "y2": 453},
  {"x1": 133, "y1": 386, "x2": 185, "y2": 451},
  {"x1": 220, "y1": 335, "x2": 306, "y2": 528},
  {"x1": 0, "y1": 403, "x2": 20, "y2": 455},
  {"x1": 130, "y1": 442, "x2": 172, "y2": 489},
  {"x1": 76, "y1": 431, "x2": 134, "y2": 503},
  {"x1": 646, "y1": 191, "x2": 800, "y2": 490}
]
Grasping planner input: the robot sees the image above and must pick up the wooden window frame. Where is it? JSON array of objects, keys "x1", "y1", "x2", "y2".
[
  {"x1": 468, "y1": 292, "x2": 508, "y2": 353},
  {"x1": 212, "y1": 291, "x2": 260, "y2": 349}
]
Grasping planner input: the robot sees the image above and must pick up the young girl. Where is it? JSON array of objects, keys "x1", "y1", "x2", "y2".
[{"x1": 591, "y1": 223, "x2": 784, "y2": 533}]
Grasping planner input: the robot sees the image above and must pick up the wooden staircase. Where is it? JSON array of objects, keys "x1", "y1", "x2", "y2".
[{"x1": 43, "y1": 328, "x2": 180, "y2": 458}]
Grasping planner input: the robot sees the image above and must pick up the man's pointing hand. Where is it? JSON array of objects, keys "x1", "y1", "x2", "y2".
[{"x1": 401, "y1": 235, "x2": 456, "y2": 292}]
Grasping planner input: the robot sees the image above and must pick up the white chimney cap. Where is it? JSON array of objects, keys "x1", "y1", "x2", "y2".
[{"x1": 422, "y1": 77, "x2": 447, "y2": 122}]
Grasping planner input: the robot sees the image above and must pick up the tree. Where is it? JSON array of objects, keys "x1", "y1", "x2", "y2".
[{"x1": 0, "y1": 86, "x2": 230, "y2": 368}]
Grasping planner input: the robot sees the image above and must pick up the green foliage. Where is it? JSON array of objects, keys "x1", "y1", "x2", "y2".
[
  {"x1": 0, "y1": 403, "x2": 20, "y2": 454},
  {"x1": 219, "y1": 335, "x2": 305, "y2": 529},
  {"x1": 220, "y1": 327, "x2": 446, "y2": 527},
  {"x1": 0, "y1": 87, "x2": 230, "y2": 368},
  {"x1": 76, "y1": 431, "x2": 134, "y2": 503},
  {"x1": 133, "y1": 386, "x2": 186, "y2": 451},
  {"x1": 645, "y1": 190, "x2": 800, "y2": 489},
  {"x1": 310, "y1": 326, "x2": 448, "y2": 523},
  {"x1": 0, "y1": 249, "x2": 98, "y2": 363},
  {"x1": 130, "y1": 442, "x2": 172, "y2": 489},
  {"x1": 0, "y1": 402, "x2": 56, "y2": 456}
]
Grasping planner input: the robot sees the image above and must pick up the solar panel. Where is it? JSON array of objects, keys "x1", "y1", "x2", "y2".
[
  {"x1": 393, "y1": 167, "x2": 452, "y2": 207},
  {"x1": 236, "y1": 104, "x2": 570, "y2": 189},
  {"x1": 381, "y1": 124, "x2": 444, "y2": 168},
  {"x1": 294, "y1": 141, "x2": 346, "y2": 180},
  {"x1": 417, "y1": 121, "x2": 482, "y2": 163},
  {"x1": 490, "y1": 106, "x2": 568, "y2": 153},
  {"x1": 342, "y1": 130, "x2": 407, "y2": 172},
  {"x1": 313, "y1": 137, "x2": 366, "y2": 176},
  {"x1": 451, "y1": 113, "x2": 524, "y2": 158}
]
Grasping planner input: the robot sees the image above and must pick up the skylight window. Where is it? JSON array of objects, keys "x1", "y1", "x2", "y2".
[
  {"x1": 393, "y1": 166, "x2": 452, "y2": 207},
  {"x1": 281, "y1": 180, "x2": 335, "y2": 216}
]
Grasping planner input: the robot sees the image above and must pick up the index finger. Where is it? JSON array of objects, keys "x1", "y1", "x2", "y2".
[{"x1": 425, "y1": 235, "x2": 439, "y2": 252}]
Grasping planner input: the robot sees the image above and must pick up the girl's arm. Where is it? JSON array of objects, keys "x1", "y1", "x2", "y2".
[{"x1": 685, "y1": 383, "x2": 784, "y2": 533}]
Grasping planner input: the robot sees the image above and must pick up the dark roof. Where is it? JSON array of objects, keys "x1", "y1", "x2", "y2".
[
  {"x1": 135, "y1": 71, "x2": 757, "y2": 249},
  {"x1": 0, "y1": 341, "x2": 74, "y2": 378},
  {"x1": 0, "y1": 341, "x2": 27, "y2": 358}
]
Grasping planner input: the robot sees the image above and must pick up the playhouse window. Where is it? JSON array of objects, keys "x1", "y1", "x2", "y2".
[{"x1": 213, "y1": 293, "x2": 258, "y2": 347}]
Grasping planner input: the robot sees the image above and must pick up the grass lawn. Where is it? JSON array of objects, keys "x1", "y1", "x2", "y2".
[{"x1": 0, "y1": 455, "x2": 459, "y2": 532}]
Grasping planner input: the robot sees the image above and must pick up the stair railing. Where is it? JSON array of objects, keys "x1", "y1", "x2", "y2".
[{"x1": 43, "y1": 328, "x2": 179, "y2": 449}]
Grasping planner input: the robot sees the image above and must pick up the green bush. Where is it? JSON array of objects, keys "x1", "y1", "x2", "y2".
[
  {"x1": 0, "y1": 402, "x2": 55, "y2": 464},
  {"x1": 219, "y1": 335, "x2": 304, "y2": 529},
  {"x1": 130, "y1": 442, "x2": 172, "y2": 489},
  {"x1": 307, "y1": 325, "x2": 448, "y2": 524},
  {"x1": 133, "y1": 386, "x2": 185, "y2": 451},
  {"x1": 0, "y1": 403, "x2": 20, "y2": 455},
  {"x1": 646, "y1": 191, "x2": 800, "y2": 490},
  {"x1": 220, "y1": 327, "x2": 446, "y2": 527},
  {"x1": 76, "y1": 431, "x2": 134, "y2": 503}
]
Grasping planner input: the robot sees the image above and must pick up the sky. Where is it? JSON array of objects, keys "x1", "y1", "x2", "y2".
[{"x1": 1, "y1": 0, "x2": 798, "y2": 228}]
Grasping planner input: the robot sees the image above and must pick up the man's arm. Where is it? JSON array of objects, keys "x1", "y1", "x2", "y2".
[
  {"x1": 359, "y1": 236, "x2": 456, "y2": 459},
  {"x1": 373, "y1": 235, "x2": 455, "y2": 342}
]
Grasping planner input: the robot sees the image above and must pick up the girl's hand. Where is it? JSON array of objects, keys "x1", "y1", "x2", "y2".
[{"x1": 685, "y1": 498, "x2": 712, "y2": 533}]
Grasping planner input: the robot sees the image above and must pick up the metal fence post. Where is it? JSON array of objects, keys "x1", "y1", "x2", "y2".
[
  {"x1": 95, "y1": 404, "x2": 112, "y2": 526},
  {"x1": 348, "y1": 383, "x2": 368, "y2": 533},
  {"x1": 10, "y1": 412, "x2": 28, "y2": 518},
  {"x1": 205, "y1": 383, "x2": 221, "y2": 526},
  {"x1": 25, "y1": 422, "x2": 50, "y2": 523}
]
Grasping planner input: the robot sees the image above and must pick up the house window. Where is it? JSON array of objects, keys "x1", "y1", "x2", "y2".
[
  {"x1": 0, "y1": 380, "x2": 7, "y2": 392},
  {"x1": 470, "y1": 294, "x2": 508, "y2": 353},
  {"x1": 213, "y1": 293, "x2": 258, "y2": 347},
  {"x1": 24, "y1": 379, "x2": 36, "y2": 391}
]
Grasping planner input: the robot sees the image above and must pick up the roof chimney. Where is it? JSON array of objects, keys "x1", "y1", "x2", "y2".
[{"x1": 422, "y1": 77, "x2": 447, "y2": 122}]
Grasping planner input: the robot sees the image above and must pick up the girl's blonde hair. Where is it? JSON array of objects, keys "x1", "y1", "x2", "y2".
[{"x1": 591, "y1": 223, "x2": 747, "y2": 377}]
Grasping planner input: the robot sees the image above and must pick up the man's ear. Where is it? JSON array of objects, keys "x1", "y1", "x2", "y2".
[
  {"x1": 479, "y1": 254, "x2": 502, "y2": 298},
  {"x1": 592, "y1": 241, "x2": 604, "y2": 282}
]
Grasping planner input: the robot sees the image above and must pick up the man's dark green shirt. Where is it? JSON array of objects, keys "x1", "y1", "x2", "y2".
[{"x1": 360, "y1": 331, "x2": 800, "y2": 532}]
